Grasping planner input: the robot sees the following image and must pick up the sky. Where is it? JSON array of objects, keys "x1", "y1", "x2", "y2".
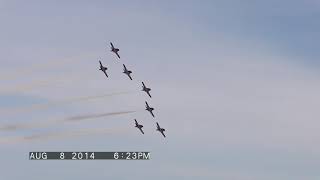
[{"x1": 0, "y1": 0, "x2": 320, "y2": 179}]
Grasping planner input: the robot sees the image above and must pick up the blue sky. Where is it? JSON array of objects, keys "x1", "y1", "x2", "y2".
[{"x1": 0, "y1": 0, "x2": 320, "y2": 179}]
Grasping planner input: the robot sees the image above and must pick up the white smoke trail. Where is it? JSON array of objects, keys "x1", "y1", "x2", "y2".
[
  {"x1": 0, "y1": 91, "x2": 133, "y2": 116},
  {"x1": 0, "y1": 52, "x2": 97, "y2": 81},
  {"x1": 0, "y1": 73, "x2": 95, "y2": 94},
  {"x1": 0, "y1": 110, "x2": 137, "y2": 131},
  {"x1": 0, "y1": 127, "x2": 130, "y2": 144}
]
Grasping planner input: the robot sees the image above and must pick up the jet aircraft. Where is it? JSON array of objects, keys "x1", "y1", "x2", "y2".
[
  {"x1": 142, "y1": 82, "x2": 152, "y2": 98},
  {"x1": 134, "y1": 119, "x2": 144, "y2": 134},
  {"x1": 99, "y1": 60, "x2": 108, "y2": 78},
  {"x1": 145, "y1": 101, "x2": 155, "y2": 117},
  {"x1": 123, "y1": 64, "x2": 133, "y2": 80},
  {"x1": 110, "y1": 42, "x2": 120, "y2": 59},
  {"x1": 156, "y1": 122, "x2": 166, "y2": 138}
]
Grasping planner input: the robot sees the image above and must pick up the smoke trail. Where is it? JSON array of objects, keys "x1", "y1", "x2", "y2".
[
  {"x1": 23, "y1": 128, "x2": 129, "y2": 141},
  {"x1": 0, "y1": 73, "x2": 93, "y2": 94},
  {"x1": 66, "y1": 111, "x2": 136, "y2": 121},
  {"x1": 0, "y1": 52, "x2": 97, "y2": 81},
  {"x1": 0, "y1": 127, "x2": 130, "y2": 144},
  {"x1": 0, "y1": 78, "x2": 61, "y2": 94},
  {"x1": 0, "y1": 118, "x2": 57, "y2": 131},
  {"x1": 0, "y1": 110, "x2": 136, "y2": 131},
  {"x1": 0, "y1": 91, "x2": 133, "y2": 115}
]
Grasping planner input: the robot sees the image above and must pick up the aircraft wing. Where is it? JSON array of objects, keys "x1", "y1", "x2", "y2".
[
  {"x1": 103, "y1": 71, "x2": 108, "y2": 78},
  {"x1": 110, "y1": 42, "x2": 114, "y2": 48},
  {"x1": 160, "y1": 131, "x2": 166, "y2": 138},
  {"x1": 150, "y1": 111, "x2": 155, "y2": 117},
  {"x1": 139, "y1": 128, "x2": 144, "y2": 134},
  {"x1": 116, "y1": 52, "x2": 120, "y2": 59},
  {"x1": 128, "y1": 74, "x2": 133, "y2": 80},
  {"x1": 147, "y1": 91, "x2": 152, "y2": 98}
]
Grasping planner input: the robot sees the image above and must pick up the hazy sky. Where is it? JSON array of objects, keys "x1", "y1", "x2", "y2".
[{"x1": 1, "y1": 0, "x2": 320, "y2": 179}]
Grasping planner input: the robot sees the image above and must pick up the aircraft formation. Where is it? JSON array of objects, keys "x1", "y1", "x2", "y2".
[{"x1": 99, "y1": 42, "x2": 166, "y2": 138}]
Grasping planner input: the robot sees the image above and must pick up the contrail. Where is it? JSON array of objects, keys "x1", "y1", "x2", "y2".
[
  {"x1": 0, "y1": 110, "x2": 136, "y2": 131},
  {"x1": 0, "y1": 127, "x2": 130, "y2": 144},
  {"x1": 0, "y1": 52, "x2": 97, "y2": 81},
  {"x1": 0, "y1": 91, "x2": 133, "y2": 116}
]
